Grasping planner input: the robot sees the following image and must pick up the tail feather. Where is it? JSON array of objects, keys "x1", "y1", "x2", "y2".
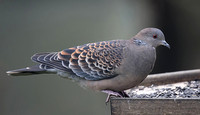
[{"x1": 6, "y1": 65, "x2": 48, "y2": 76}]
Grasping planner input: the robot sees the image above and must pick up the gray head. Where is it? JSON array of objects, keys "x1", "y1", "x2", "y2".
[{"x1": 134, "y1": 28, "x2": 170, "y2": 48}]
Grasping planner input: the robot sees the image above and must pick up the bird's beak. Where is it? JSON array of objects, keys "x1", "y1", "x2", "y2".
[{"x1": 161, "y1": 40, "x2": 170, "y2": 49}]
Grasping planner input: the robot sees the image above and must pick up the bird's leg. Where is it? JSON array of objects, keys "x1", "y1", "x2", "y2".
[{"x1": 101, "y1": 90, "x2": 129, "y2": 104}]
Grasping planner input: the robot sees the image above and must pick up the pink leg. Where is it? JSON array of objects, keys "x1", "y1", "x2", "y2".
[{"x1": 102, "y1": 90, "x2": 129, "y2": 104}]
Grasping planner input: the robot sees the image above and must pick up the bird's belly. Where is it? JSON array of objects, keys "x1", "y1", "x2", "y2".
[
  {"x1": 108, "y1": 75, "x2": 146, "y2": 91},
  {"x1": 82, "y1": 74, "x2": 147, "y2": 91}
]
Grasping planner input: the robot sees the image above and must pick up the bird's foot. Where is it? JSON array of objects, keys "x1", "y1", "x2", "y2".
[{"x1": 101, "y1": 90, "x2": 129, "y2": 104}]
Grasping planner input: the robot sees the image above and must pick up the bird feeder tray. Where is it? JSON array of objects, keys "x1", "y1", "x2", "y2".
[{"x1": 110, "y1": 69, "x2": 200, "y2": 115}]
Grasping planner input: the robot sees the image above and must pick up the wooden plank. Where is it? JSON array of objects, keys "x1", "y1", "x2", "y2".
[
  {"x1": 110, "y1": 98, "x2": 200, "y2": 115},
  {"x1": 140, "y1": 69, "x2": 200, "y2": 86}
]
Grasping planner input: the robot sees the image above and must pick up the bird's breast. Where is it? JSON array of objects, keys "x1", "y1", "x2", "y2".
[{"x1": 117, "y1": 45, "x2": 156, "y2": 81}]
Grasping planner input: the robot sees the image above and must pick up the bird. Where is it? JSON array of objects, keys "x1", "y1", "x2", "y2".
[{"x1": 7, "y1": 28, "x2": 170, "y2": 103}]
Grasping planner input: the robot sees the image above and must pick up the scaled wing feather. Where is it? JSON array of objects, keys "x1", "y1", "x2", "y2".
[{"x1": 31, "y1": 40, "x2": 126, "y2": 80}]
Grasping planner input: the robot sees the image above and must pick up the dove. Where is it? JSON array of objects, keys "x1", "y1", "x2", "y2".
[{"x1": 7, "y1": 28, "x2": 170, "y2": 102}]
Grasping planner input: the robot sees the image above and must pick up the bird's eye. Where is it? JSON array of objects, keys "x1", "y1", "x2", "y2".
[{"x1": 153, "y1": 35, "x2": 157, "y2": 39}]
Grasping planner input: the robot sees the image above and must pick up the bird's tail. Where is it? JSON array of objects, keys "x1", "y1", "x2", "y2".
[{"x1": 6, "y1": 65, "x2": 49, "y2": 76}]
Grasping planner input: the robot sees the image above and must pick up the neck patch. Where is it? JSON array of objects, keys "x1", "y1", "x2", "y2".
[{"x1": 133, "y1": 39, "x2": 146, "y2": 46}]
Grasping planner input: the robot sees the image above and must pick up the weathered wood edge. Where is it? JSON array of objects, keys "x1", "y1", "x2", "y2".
[{"x1": 110, "y1": 98, "x2": 200, "y2": 115}]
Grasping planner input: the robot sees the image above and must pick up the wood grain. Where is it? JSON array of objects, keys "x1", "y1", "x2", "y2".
[{"x1": 110, "y1": 98, "x2": 200, "y2": 115}]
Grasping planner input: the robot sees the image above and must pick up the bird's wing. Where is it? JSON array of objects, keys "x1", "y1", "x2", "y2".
[{"x1": 31, "y1": 40, "x2": 127, "y2": 80}]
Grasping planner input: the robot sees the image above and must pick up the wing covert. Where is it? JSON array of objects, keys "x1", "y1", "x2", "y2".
[{"x1": 31, "y1": 40, "x2": 127, "y2": 80}]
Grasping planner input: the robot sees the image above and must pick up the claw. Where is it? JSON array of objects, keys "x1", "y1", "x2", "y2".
[
  {"x1": 105, "y1": 94, "x2": 111, "y2": 104},
  {"x1": 102, "y1": 90, "x2": 129, "y2": 104}
]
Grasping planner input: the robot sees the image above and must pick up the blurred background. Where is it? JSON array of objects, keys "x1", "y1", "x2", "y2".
[{"x1": 0, "y1": 0, "x2": 200, "y2": 115}]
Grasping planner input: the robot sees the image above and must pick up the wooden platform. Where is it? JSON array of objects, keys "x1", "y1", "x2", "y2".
[{"x1": 110, "y1": 98, "x2": 200, "y2": 115}]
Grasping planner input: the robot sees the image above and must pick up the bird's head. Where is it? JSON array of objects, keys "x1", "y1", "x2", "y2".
[{"x1": 135, "y1": 28, "x2": 170, "y2": 49}]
